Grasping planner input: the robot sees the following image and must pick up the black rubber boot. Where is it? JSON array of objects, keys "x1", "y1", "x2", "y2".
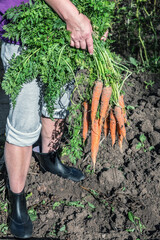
[
  {"x1": 8, "y1": 186, "x2": 33, "y2": 239},
  {"x1": 0, "y1": 155, "x2": 5, "y2": 172},
  {"x1": 33, "y1": 149, "x2": 85, "y2": 182}
]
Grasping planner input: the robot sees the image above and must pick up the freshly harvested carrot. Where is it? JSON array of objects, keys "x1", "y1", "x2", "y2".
[
  {"x1": 91, "y1": 119, "x2": 101, "y2": 170},
  {"x1": 103, "y1": 115, "x2": 109, "y2": 138},
  {"x1": 110, "y1": 109, "x2": 116, "y2": 146},
  {"x1": 99, "y1": 86, "x2": 112, "y2": 126},
  {"x1": 114, "y1": 106, "x2": 126, "y2": 139},
  {"x1": 119, "y1": 95, "x2": 127, "y2": 123},
  {"x1": 82, "y1": 101, "x2": 89, "y2": 144},
  {"x1": 117, "y1": 124, "x2": 123, "y2": 153},
  {"x1": 91, "y1": 81, "x2": 103, "y2": 124}
]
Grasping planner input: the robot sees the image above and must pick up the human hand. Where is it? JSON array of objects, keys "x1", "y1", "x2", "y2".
[
  {"x1": 66, "y1": 13, "x2": 93, "y2": 55},
  {"x1": 101, "y1": 29, "x2": 109, "y2": 42}
]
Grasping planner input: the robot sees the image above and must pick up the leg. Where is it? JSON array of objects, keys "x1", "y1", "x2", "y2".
[
  {"x1": 3, "y1": 78, "x2": 41, "y2": 238},
  {"x1": 5, "y1": 78, "x2": 41, "y2": 193},
  {"x1": 33, "y1": 81, "x2": 85, "y2": 182},
  {"x1": 4, "y1": 142, "x2": 32, "y2": 193},
  {"x1": 41, "y1": 117, "x2": 65, "y2": 153},
  {"x1": 1, "y1": 42, "x2": 42, "y2": 238}
]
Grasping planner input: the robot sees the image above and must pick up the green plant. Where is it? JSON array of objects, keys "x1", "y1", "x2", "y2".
[
  {"x1": 113, "y1": 0, "x2": 160, "y2": 72},
  {"x1": 28, "y1": 207, "x2": 38, "y2": 221},
  {"x1": 127, "y1": 211, "x2": 145, "y2": 233},
  {"x1": 85, "y1": 164, "x2": 94, "y2": 174},
  {"x1": 67, "y1": 201, "x2": 85, "y2": 208},
  {"x1": 48, "y1": 227, "x2": 57, "y2": 237},
  {"x1": 53, "y1": 200, "x2": 85, "y2": 210},
  {"x1": 0, "y1": 200, "x2": 8, "y2": 213},
  {"x1": 59, "y1": 225, "x2": 67, "y2": 233},
  {"x1": 0, "y1": 223, "x2": 8, "y2": 235},
  {"x1": 127, "y1": 105, "x2": 135, "y2": 110},
  {"x1": 144, "y1": 80, "x2": 155, "y2": 89},
  {"x1": 136, "y1": 134, "x2": 154, "y2": 152},
  {"x1": 136, "y1": 134, "x2": 146, "y2": 150},
  {"x1": 26, "y1": 192, "x2": 32, "y2": 200},
  {"x1": 90, "y1": 189, "x2": 99, "y2": 197},
  {"x1": 53, "y1": 201, "x2": 64, "y2": 210},
  {"x1": 87, "y1": 202, "x2": 96, "y2": 211}
]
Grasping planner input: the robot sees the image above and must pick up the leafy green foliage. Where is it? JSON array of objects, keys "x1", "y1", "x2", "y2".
[
  {"x1": 136, "y1": 134, "x2": 154, "y2": 152},
  {"x1": 52, "y1": 200, "x2": 84, "y2": 210},
  {"x1": 59, "y1": 225, "x2": 67, "y2": 233},
  {"x1": 0, "y1": 199, "x2": 8, "y2": 213},
  {"x1": 28, "y1": 207, "x2": 38, "y2": 221},
  {"x1": 112, "y1": 0, "x2": 160, "y2": 72},
  {"x1": 144, "y1": 80, "x2": 155, "y2": 89},
  {"x1": 2, "y1": 0, "x2": 116, "y2": 110},
  {"x1": 1, "y1": 0, "x2": 129, "y2": 164},
  {"x1": 128, "y1": 211, "x2": 145, "y2": 233},
  {"x1": 0, "y1": 223, "x2": 8, "y2": 235}
]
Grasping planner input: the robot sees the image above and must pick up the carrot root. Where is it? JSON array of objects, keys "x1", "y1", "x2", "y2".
[
  {"x1": 82, "y1": 101, "x2": 89, "y2": 144},
  {"x1": 99, "y1": 86, "x2": 112, "y2": 126},
  {"x1": 91, "y1": 81, "x2": 103, "y2": 124},
  {"x1": 91, "y1": 119, "x2": 101, "y2": 171},
  {"x1": 117, "y1": 124, "x2": 123, "y2": 153},
  {"x1": 119, "y1": 95, "x2": 127, "y2": 123},
  {"x1": 103, "y1": 115, "x2": 109, "y2": 138},
  {"x1": 110, "y1": 109, "x2": 116, "y2": 146},
  {"x1": 114, "y1": 106, "x2": 126, "y2": 139}
]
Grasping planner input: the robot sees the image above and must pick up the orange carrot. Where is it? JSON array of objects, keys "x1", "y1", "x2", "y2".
[
  {"x1": 114, "y1": 106, "x2": 126, "y2": 139},
  {"x1": 91, "y1": 81, "x2": 103, "y2": 124},
  {"x1": 82, "y1": 101, "x2": 89, "y2": 144},
  {"x1": 91, "y1": 119, "x2": 101, "y2": 170},
  {"x1": 119, "y1": 95, "x2": 127, "y2": 123},
  {"x1": 110, "y1": 109, "x2": 116, "y2": 146},
  {"x1": 99, "y1": 86, "x2": 112, "y2": 126},
  {"x1": 103, "y1": 115, "x2": 109, "y2": 138},
  {"x1": 117, "y1": 124, "x2": 123, "y2": 153}
]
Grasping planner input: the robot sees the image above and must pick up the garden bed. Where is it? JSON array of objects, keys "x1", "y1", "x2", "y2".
[{"x1": 0, "y1": 71, "x2": 160, "y2": 240}]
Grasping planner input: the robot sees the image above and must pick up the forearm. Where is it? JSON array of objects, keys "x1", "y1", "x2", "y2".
[
  {"x1": 44, "y1": 0, "x2": 79, "y2": 22},
  {"x1": 44, "y1": 0, "x2": 93, "y2": 54}
]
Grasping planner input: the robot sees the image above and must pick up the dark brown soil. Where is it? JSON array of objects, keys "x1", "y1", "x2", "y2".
[{"x1": 0, "y1": 68, "x2": 160, "y2": 239}]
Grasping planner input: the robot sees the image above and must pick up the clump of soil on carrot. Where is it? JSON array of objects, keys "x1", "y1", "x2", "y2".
[{"x1": 0, "y1": 72, "x2": 160, "y2": 240}]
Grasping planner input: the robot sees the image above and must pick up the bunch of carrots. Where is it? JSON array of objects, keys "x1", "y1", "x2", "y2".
[
  {"x1": 82, "y1": 81, "x2": 127, "y2": 170},
  {"x1": 81, "y1": 39, "x2": 131, "y2": 170}
]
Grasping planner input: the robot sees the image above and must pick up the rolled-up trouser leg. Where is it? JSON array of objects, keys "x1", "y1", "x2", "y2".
[
  {"x1": 6, "y1": 79, "x2": 42, "y2": 146},
  {"x1": 1, "y1": 41, "x2": 74, "y2": 147}
]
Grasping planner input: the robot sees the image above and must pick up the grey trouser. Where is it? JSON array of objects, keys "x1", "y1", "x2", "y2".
[{"x1": 1, "y1": 41, "x2": 74, "y2": 147}]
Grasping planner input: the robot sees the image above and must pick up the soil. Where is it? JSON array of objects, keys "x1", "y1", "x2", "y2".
[{"x1": 0, "y1": 62, "x2": 160, "y2": 239}]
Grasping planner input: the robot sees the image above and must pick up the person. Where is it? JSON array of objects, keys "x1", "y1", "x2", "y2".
[{"x1": 0, "y1": 0, "x2": 94, "y2": 238}]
